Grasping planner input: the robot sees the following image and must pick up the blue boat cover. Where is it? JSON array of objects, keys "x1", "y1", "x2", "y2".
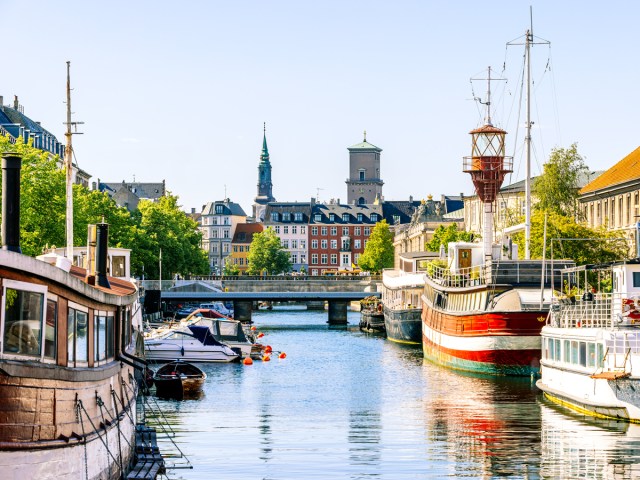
[{"x1": 188, "y1": 325, "x2": 226, "y2": 346}]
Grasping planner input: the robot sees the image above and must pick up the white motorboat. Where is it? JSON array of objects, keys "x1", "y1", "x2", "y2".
[
  {"x1": 537, "y1": 260, "x2": 640, "y2": 422},
  {"x1": 144, "y1": 324, "x2": 239, "y2": 363},
  {"x1": 186, "y1": 312, "x2": 263, "y2": 358}
]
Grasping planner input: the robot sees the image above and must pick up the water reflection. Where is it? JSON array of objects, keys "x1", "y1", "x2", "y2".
[{"x1": 540, "y1": 399, "x2": 640, "y2": 479}]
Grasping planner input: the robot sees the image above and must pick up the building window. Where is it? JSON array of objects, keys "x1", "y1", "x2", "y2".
[
  {"x1": 321, "y1": 239, "x2": 328, "y2": 249},
  {"x1": 354, "y1": 253, "x2": 360, "y2": 264},
  {"x1": 312, "y1": 239, "x2": 318, "y2": 249},
  {"x1": 314, "y1": 214, "x2": 322, "y2": 221},
  {"x1": 301, "y1": 226, "x2": 306, "y2": 234},
  {"x1": 321, "y1": 254, "x2": 328, "y2": 264},
  {"x1": 371, "y1": 213, "x2": 378, "y2": 222},
  {"x1": 342, "y1": 227, "x2": 349, "y2": 235},
  {"x1": 330, "y1": 240, "x2": 337, "y2": 249},
  {"x1": 292, "y1": 226, "x2": 297, "y2": 234},
  {"x1": 291, "y1": 254, "x2": 298, "y2": 264},
  {"x1": 331, "y1": 254, "x2": 337, "y2": 264},
  {"x1": 292, "y1": 240, "x2": 298, "y2": 248},
  {"x1": 300, "y1": 240, "x2": 306, "y2": 249},
  {"x1": 311, "y1": 227, "x2": 318, "y2": 235},
  {"x1": 301, "y1": 254, "x2": 306, "y2": 263},
  {"x1": 216, "y1": 205, "x2": 223, "y2": 214},
  {"x1": 342, "y1": 213, "x2": 349, "y2": 222},
  {"x1": 364, "y1": 227, "x2": 370, "y2": 236},
  {"x1": 294, "y1": 212, "x2": 303, "y2": 221},
  {"x1": 321, "y1": 227, "x2": 328, "y2": 236},
  {"x1": 342, "y1": 254, "x2": 349, "y2": 265},
  {"x1": 224, "y1": 229, "x2": 230, "y2": 238},
  {"x1": 330, "y1": 227, "x2": 337, "y2": 236},
  {"x1": 354, "y1": 239, "x2": 361, "y2": 249},
  {"x1": 284, "y1": 226, "x2": 289, "y2": 234},
  {"x1": 283, "y1": 212, "x2": 291, "y2": 222},
  {"x1": 312, "y1": 269, "x2": 318, "y2": 276},
  {"x1": 274, "y1": 226, "x2": 280, "y2": 234},
  {"x1": 359, "y1": 169, "x2": 365, "y2": 181},
  {"x1": 311, "y1": 254, "x2": 318, "y2": 264},
  {"x1": 223, "y1": 217, "x2": 230, "y2": 225},
  {"x1": 212, "y1": 217, "x2": 218, "y2": 225},
  {"x1": 355, "y1": 227, "x2": 361, "y2": 236},
  {"x1": 329, "y1": 213, "x2": 336, "y2": 221},
  {"x1": 357, "y1": 213, "x2": 363, "y2": 222},
  {"x1": 282, "y1": 240, "x2": 289, "y2": 248}
]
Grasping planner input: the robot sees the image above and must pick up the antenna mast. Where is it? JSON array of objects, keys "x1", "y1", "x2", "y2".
[{"x1": 64, "y1": 61, "x2": 84, "y2": 259}]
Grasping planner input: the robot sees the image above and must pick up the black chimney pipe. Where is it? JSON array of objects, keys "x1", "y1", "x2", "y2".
[
  {"x1": 2, "y1": 152, "x2": 22, "y2": 253},
  {"x1": 95, "y1": 222, "x2": 111, "y2": 288}
]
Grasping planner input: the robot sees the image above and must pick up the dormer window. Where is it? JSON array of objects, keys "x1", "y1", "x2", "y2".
[
  {"x1": 215, "y1": 204, "x2": 223, "y2": 214},
  {"x1": 371, "y1": 213, "x2": 378, "y2": 222},
  {"x1": 342, "y1": 213, "x2": 349, "y2": 222},
  {"x1": 329, "y1": 213, "x2": 336, "y2": 221},
  {"x1": 314, "y1": 214, "x2": 322, "y2": 222},
  {"x1": 294, "y1": 212, "x2": 303, "y2": 222},
  {"x1": 282, "y1": 212, "x2": 291, "y2": 222},
  {"x1": 357, "y1": 213, "x2": 363, "y2": 222},
  {"x1": 271, "y1": 212, "x2": 280, "y2": 222}
]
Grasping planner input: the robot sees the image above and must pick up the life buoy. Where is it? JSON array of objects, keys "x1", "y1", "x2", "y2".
[
  {"x1": 623, "y1": 298, "x2": 640, "y2": 321},
  {"x1": 377, "y1": 303, "x2": 383, "y2": 313}
]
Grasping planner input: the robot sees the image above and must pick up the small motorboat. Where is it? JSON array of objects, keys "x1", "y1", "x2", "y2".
[
  {"x1": 144, "y1": 324, "x2": 240, "y2": 362},
  {"x1": 153, "y1": 360, "x2": 206, "y2": 400}
]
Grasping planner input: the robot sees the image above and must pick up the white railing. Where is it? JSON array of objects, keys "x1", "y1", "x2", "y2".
[
  {"x1": 549, "y1": 292, "x2": 638, "y2": 329},
  {"x1": 425, "y1": 264, "x2": 488, "y2": 288}
]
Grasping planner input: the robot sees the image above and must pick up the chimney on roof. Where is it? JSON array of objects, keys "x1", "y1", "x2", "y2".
[
  {"x1": 191, "y1": 208, "x2": 195, "y2": 214},
  {"x1": 0, "y1": 96, "x2": 3, "y2": 106},
  {"x1": 13, "y1": 95, "x2": 18, "y2": 110},
  {"x1": 409, "y1": 195, "x2": 413, "y2": 202}
]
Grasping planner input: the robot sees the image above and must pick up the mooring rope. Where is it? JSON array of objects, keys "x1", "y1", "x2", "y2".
[{"x1": 75, "y1": 398, "x2": 123, "y2": 475}]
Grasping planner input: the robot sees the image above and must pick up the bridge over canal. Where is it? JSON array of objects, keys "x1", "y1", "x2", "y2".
[{"x1": 141, "y1": 275, "x2": 381, "y2": 324}]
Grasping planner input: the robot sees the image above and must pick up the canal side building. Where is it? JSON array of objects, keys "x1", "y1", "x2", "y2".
[
  {"x1": 97, "y1": 180, "x2": 166, "y2": 212},
  {"x1": 200, "y1": 199, "x2": 247, "y2": 274},
  {"x1": 308, "y1": 201, "x2": 383, "y2": 275},
  {"x1": 263, "y1": 202, "x2": 312, "y2": 272},
  {"x1": 346, "y1": 133, "x2": 383, "y2": 205},
  {"x1": 230, "y1": 223, "x2": 264, "y2": 274},
  {"x1": 579, "y1": 146, "x2": 640, "y2": 254}
]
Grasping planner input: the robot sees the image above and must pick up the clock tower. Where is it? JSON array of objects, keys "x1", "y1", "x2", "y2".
[
  {"x1": 346, "y1": 131, "x2": 383, "y2": 205},
  {"x1": 253, "y1": 123, "x2": 275, "y2": 221}
]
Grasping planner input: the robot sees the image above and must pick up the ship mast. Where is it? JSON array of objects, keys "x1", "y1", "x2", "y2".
[{"x1": 63, "y1": 61, "x2": 83, "y2": 259}]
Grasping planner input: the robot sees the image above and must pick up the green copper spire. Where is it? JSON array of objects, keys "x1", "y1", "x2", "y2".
[{"x1": 260, "y1": 122, "x2": 270, "y2": 163}]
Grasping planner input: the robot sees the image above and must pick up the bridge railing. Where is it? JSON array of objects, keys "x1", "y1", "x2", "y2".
[{"x1": 185, "y1": 274, "x2": 380, "y2": 282}]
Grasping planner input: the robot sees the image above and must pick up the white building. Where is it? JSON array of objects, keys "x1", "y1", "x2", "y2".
[{"x1": 200, "y1": 199, "x2": 247, "y2": 274}]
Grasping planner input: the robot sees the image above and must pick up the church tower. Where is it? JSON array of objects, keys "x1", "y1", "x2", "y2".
[
  {"x1": 346, "y1": 131, "x2": 383, "y2": 205},
  {"x1": 253, "y1": 123, "x2": 275, "y2": 221}
]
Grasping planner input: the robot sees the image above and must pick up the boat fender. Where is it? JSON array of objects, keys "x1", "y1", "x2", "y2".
[
  {"x1": 180, "y1": 346, "x2": 185, "y2": 356},
  {"x1": 377, "y1": 303, "x2": 383, "y2": 313}
]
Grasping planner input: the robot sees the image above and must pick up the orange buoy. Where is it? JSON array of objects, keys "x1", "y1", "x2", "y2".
[
  {"x1": 250, "y1": 326, "x2": 257, "y2": 331},
  {"x1": 264, "y1": 345, "x2": 273, "y2": 354},
  {"x1": 278, "y1": 352, "x2": 287, "y2": 359},
  {"x1": 243, "y1": 357, "x2": 253, "y2": 365},
  {"x1": 262, "y1": 354, "x2": 271, "y2": 362},
  {"x1": 257, "y1": 332, "x2": 265, "y2": 338}
]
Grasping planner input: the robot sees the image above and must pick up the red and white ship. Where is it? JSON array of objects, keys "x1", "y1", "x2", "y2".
[{"x1": 421, "y1": 61, "x2": 571, "y2": 376}]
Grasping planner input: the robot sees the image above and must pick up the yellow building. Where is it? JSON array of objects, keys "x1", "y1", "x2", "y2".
[{"x1": 230, "y1": 223, "x2": 263, "y2": 274}]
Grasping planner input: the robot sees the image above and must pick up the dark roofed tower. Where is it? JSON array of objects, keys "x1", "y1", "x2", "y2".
[
  {"x1": 253, "y1": 123, "x2": 275, "y2": 221},
  {"x1": 346, "y1": 131, "x2": 383, "y2": 205}
]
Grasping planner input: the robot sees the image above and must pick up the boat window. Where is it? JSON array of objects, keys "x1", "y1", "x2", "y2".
[
  {"x1": 219, "y1": 322, "x2": 237, "y2": 337},
  {"x1": 634, "y1": 272, "x2": 640, "y2": 288},
  {"x1": 564, "y1": 340, "x2": 570, "y2": 363},
  {"x1": 579, "y1": 342, "x2": 587, "y2": 367},
  {"x1": 545, "y1": 338, "x2": 552, "y2": 360},
  {"x1": 597, "y1": 343, "x2": 604, "y2": 368},
  {"x1": 165, "y1": 331, "x2": 193, "y2": 340},
  {"x1": 44, "y1": 299, "x2": 57, "y2": 359},
  {"x1": 68, "y1": 306, "x2": 89, "y2": 366},
  {"x1": 554, "y1": 339, "x2": 561, "y2": 362},
  {"x1": 3, "y1": 287, "x2": 44, "y2": 357},
  {"x1": 111, "y1": 256, "x2": 126, "y2": 277},
  {"x1": 587, "y1": 343, "x2": 596, "y2": 368},
  {"x1": 94, "y1": 311, "x2": 114, "y2": 363},
  {"x1": 571, "y1": 341, "x2": 579, "y2": 364}
]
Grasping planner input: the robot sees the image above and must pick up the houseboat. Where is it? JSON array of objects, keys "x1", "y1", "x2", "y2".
[
  {"x1": 381, "y1": 269, "x2": 424, "y2": 344},
  {"x1": 537, "y1": 261, "x2": 640, "y2": 422},
  {"x1": 0, "y1": 152, "x2": 146, "y2": 478}
]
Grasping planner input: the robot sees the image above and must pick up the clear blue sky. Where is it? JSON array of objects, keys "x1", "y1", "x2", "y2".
[{"x1": 3, "y1": 1, "x2": 639, "y2": 215}]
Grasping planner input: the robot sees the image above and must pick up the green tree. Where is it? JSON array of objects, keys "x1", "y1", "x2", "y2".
[
  {"x1": 510, "y1": 210, "x2": 628, "y2": 264},
  {"x1": 533, "y1": 143, "x2": 587, "y2": 218},
  {"x1": 223, "y1": 257, "x2": 240, "y2": 276},
  {"x1": 246, "y1": 227, "x2": 291, "y2": 275},
  {"x1": 135, "y1": 195, "x2": 209, "y2": 279},
  {"x1": 426, "y1": 223, "x2": 474, "y2": 252},
  {"x1": 359, "y1": 220, "x2": 394, "y2": 274}
]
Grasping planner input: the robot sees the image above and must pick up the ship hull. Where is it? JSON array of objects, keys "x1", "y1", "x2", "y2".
[
  {"x1": 384, "y1": 307, "x2": 421, "y2": 344},
  {"x1": 421, "y1": 300, "x2": 544, "y2": 376}
]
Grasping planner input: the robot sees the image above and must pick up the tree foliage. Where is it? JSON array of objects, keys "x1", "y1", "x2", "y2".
[
  {"x1": 509, "y1": 210, "x2": 628, "y2": 265},
  {"x1": 223, "y1": 257, "x2": 240, "y2": 276},
  {"x1": 533, "y1": 143, "x2": 587, "y2": 217},
  {"x1": 246, "y1": 227, "x2": 291, "y2": 275},
  {"x1": 426, "y1": 223, "x2": 475, "y2": 252},
  {"x1": 359, "y1": 220, "x2": 394, "y2": 274},
  {"x1": 0, "y1": 135, "x2": 209, "y2": 278}
]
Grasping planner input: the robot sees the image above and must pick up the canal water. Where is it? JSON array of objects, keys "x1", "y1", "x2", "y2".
[{"x1": 148, "y1": 307, "x2": 640, "y2": 479}]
